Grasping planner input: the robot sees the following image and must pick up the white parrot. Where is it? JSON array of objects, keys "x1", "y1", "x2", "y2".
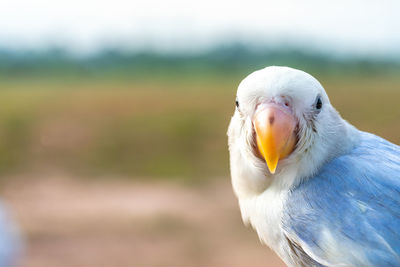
[{"x1": 227, "y1": 66, "x2": 400, "y2": 267}]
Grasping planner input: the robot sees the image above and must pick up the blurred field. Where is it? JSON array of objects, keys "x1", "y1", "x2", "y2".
[
  {"x1": 0, "y1": 77, "x2": 236, "y2": 179},
  {"x1": 0, "y1": 71, "x2": 399, "y2": 266},
  {"x1": 3, "y1": 174, "x2": 285, "y2": 267}
]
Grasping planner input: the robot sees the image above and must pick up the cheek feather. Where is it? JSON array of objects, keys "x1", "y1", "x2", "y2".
[{"x1": 303, "y1": 111, "x2": 318, "y2": 133}]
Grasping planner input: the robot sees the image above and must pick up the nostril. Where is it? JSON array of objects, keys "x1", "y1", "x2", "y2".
[{"x1": 269, "y1": 116, "x2": 275, "y2": 125}]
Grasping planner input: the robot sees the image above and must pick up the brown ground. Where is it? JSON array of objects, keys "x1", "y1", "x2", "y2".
[{"x1": 2, "y1": 174, "x2": 285, "y2": 267}]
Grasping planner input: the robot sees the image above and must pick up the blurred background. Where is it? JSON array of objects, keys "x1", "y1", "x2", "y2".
[{"x1": 0, "y1": 0, "x2": 399, "y2": 266}]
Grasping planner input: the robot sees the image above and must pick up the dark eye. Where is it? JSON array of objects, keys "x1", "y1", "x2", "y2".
[
  {"x1": 235, "y1": 99, "x2": 239, "y2": 108},
  {"x1": 315, "y1": 96, "x2": 322, "y2": 110}
]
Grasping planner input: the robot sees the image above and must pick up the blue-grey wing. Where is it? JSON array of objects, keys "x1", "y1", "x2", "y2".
[{"x1": 283, "y1": 132, "x2": 400, "y2": 267}]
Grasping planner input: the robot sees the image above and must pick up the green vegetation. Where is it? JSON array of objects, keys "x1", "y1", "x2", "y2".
[
  {"x1": 0, "y1": 47, "x2": 399, "y2": 181},
  {"x1": 1, "y1": 45, "x2": 400, "y2": 80}
]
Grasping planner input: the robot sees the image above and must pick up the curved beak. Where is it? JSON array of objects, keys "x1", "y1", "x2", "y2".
[{"x1": 253, "y1": 104, "x2": 297, "y2": 174}]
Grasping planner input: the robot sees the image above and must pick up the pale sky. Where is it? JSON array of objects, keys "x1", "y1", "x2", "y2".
[{"x1": 1, "y1": 0, "x2": 400, "y2": 57}]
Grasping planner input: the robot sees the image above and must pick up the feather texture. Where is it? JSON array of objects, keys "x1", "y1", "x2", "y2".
[{"x1": 283, "y1": 132, "x2": 400, "y2": 266}]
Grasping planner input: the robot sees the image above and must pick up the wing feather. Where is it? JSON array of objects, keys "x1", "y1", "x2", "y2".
[{"x1": 283, "y1": 132, "x2": 400, "y2": 267}]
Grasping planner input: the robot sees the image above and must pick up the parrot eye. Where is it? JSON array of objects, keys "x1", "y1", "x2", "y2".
[
  {"x1": 235, "y1": 99, "x2": 239, "y2": 108},
  {"x1": 315, "y1": 96, "x2": 322, "y2": 110}
]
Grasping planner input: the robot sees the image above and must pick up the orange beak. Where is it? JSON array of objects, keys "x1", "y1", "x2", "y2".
[{"x1": 253, "y1": 104, "x2": 297, "y2": 174}]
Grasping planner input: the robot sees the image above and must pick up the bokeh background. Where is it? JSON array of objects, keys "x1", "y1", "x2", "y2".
[{"x1": 0, "y1": 1, "x2": 400, "y2": 266}]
